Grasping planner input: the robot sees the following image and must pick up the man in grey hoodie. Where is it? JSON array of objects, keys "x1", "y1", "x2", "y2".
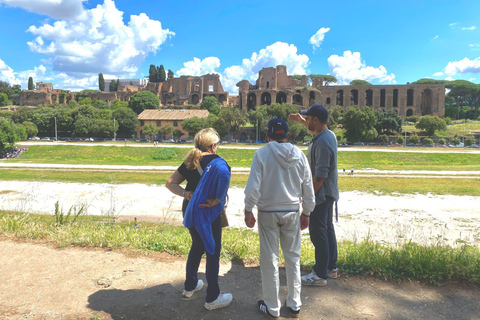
[{"x1": 244, "y1": 118, "x2": 315, "y2": 319}]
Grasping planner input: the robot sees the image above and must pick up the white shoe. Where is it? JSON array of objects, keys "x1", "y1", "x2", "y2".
[
  {"x1": 301, "y1": 271, "x2": 327, "y2": 286},
  {"x1": 182, "y1": 279, "x2": 203, "y2": 298},
  {"x1": 204, "y1": 292, "x2": 233, "y2": 310}
]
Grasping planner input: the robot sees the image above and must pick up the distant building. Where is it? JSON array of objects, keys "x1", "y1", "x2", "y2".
[
  {"x1": 137, "y1": 109, "x2": 209, "y2": 140},
  {"x1": 105, "y1": 79, "x2": 148, "y2": 92}
]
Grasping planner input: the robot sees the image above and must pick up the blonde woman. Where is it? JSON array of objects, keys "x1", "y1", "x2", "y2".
[{"x1": 166, "y1": 128, "x2": 232, "y2": 310}]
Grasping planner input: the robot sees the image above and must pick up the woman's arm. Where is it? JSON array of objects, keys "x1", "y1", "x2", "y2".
[{"x1": 166, "y1": 170, "x2": 190, "y2": 198}]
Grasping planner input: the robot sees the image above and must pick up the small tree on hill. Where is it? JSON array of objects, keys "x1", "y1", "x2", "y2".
[
  {"x1": 98, "y1": 73, "x2": 105, "y2": 91},
  {"x1": 159, "y1": 124, "x2": 174, "y2": 139},
  {"x1": 415, "y1": 115, "x2": 447, "y2": 137},
  {"x1": 149, "y1": 65, "x2": 156, "y2": 82},
  {"x1": 159, "y1": 65, "x2": 166, "y2": 82},
  {"x1": 378, "y1": 134, "x2": 389, "y2": 144},
  {"x1": 409, "y1": 134, "x2": 420, "y2": 144},
  {"x1": 28, "y1": 77, "x2": 34, "y2": 90},
  {"x1": 350, "y1": 79, "x2": 371, "y2": 86},
  {"x1": 438, "y1": 138, "x2": 446, "y2": 145},
  {"x1": 465, "y1": 136, "x2": 476, "y2": 146},
  {"x1": 109, "y1": 80, "x2": 116, "y2": 92},
  {"x1": 168, "y1": 70, "x2": 174, "y2": 79},
  {"x1": 397, "y1": 136, "x2": 404, "y2": 145},
  {"x1": 423, "y1": 138, "x2": 433, "y2": 145},
  {"x1": 128, "y1": 91, "x2": 160, "y2": 115},
  {"x1": 451, "y1": 137, "x2": 461, "y2": 146}
]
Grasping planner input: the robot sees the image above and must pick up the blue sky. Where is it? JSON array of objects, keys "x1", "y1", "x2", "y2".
[{"x1": 1, "y1": 0, "x2": 479, "y2": 94}]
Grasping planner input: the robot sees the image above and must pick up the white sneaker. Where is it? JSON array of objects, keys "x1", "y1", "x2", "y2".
[
  {"x1": 182, "y1": 279, "x2": 203, "y2": 298},
  {"x1": 204, "y1": 292, "x2": 233, "y2": 310},
  {"x1": 301, "y1": 271, "x2": 327, "y2": 286},
  {"x1": 327, "y1": 268, "x2": 339, "y2": 279}
]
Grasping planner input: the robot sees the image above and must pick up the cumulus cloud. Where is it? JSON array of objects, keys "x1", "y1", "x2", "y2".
[
  {"x1": 443, "y1": 57, "x2": 480, "y2": 75},
  {"x1": 433, "y1": 72, "x2": 444, "y2": 77},
  {"x1": 327, "y1": 51, "x2": 395, "y2": 85},
  {"x1": 462, "y1": 26, "x2": 476, "y2": 30},
  {"x1": 220, "y1": 42, "x2": 309, "y2": 93},
  {"x1": 25, "y1": 0, "x2": 174, "y2": 79},
  {"x1": 309, "y1": 27, "x2": 330, "y2": 52},
  {"x1": 176, "y1": 57, "x2": 221, "y2": 76},
  {"x1": 449, "y1": 22, "x2": 457, "y2": 28},
  {"x1": 0, "y1": 58, "x2": 18, "y2": 85},
  {"x1": 0, "y1": 0, "x2": 86, "y2": 20},
  {"x1": 431, "y1": 35, "x2": 439, "y2": 40}
]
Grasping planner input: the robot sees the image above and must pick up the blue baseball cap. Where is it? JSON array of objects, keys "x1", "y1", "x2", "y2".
[
  {"x1": 300, "y1": 104, "x2": 329, "y2": 123},
  {"x1": 267, "y1": 118, "x2": 289, "y2": 138}
]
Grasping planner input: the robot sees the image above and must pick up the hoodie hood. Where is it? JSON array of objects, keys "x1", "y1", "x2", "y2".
[{"x1": 267, "y1": 141, "x2": 300, "y2": 169}]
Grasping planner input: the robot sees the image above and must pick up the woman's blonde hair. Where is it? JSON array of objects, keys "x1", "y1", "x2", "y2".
[{"x1": 184, "y1": 128, "x2": 220, "y2": 170}]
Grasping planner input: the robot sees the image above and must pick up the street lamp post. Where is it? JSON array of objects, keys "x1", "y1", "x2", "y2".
[
  {"x1": 113, "y1": 117, "x2": 116, "y2": 142},
  {"x1": 54, "y1": 117, "x2": 57, "y2": 141}
]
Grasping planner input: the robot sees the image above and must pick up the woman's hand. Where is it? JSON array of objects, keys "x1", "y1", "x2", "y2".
[
  {"x1": 184, "y1": 191, "x2": 193, "y2": 201},
  {"x1": 199, "y1": 198, "x2": 221, "y2": 208}
]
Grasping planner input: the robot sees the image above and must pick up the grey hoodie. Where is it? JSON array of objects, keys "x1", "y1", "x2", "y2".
[{"x1": 244, "y1": 141, "x2": 315, "y2": 215}]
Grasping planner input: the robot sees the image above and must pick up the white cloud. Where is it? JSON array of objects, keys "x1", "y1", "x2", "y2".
[
  {"x1": 176, "y1": 57, "x2": 221, "y2": 76},
  {"x1": 469, "y1": 77, "x2": 476, "y2": 82},
  {"x1": 431, "y1": 35, "x2": 439, "y2": 40},
  {"x1": 433, "y1": 72, "x2": 444, "y2": 77},
  {"x1": 25, "y1": 0, "x2": 174, "y2": 79},
  {"x1": 444, "y1": 57, "x2": 480, "y2": 75},
  {"x1": 221, "y1": 42, "x2": 310, "y2": 93},
  {"x1": 0, "y1": 58, "x2": 18, "y2": 85},
  {"x1": 0, "y1": 59, "x2": 50, "y2": 87},
  {"x1": 0, "y1": 0, "x2": 86, "y2": 20},
  {"x1": 309, "y1": 27, "x2": 330, "y2": 52},
  {"x1": 327, "y1": 51, "x2": 395, "y2": 85},
  {"x1": 462, "y1": 26, "x2": 476, "y2": 30},
  {"x1": 445, "y1": 76, "x2": 455, "y2": 81},
  {"x1": 449, "y1": 23, "x2": 457, "y2": 28}
]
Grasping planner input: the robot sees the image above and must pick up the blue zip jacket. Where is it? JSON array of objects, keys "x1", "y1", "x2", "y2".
[{"x1": 184, "y1": 157, "x2": 231, "y2": 255}]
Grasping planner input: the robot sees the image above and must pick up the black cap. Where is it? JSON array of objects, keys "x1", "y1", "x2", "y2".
[
  {"x1": 300, "y1": 104, "x2": 329, "y2": 123},
  {"x1": 267, "y1": 118, "x2": 289, "y2": 139}
]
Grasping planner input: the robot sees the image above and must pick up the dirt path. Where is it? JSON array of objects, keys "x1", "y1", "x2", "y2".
[{"x1": 1, "y1": 239, "x2": 479, "y2": 320}]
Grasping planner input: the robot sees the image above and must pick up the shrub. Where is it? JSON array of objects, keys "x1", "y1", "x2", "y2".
[
  {"x1": 451, "y1": 137, "x2": 461, "y2": 146},
  {"x1": 438, "y1": 138, "x2": 446, "y2": 145},
  {"x1": 444, "y1": 117, "x2": 453, "y2": 125},
  {"x1": 378, "y1": 134, "x2": 389, "y2": 144},
  {"x1": 423, "y1": 138, "x2": 433, "y2": 145},
  {"x1": 397, "y1": 136, "x2": 404, "y2": 144},
  {"x1": 153, "y1": 148, "x2": 178, "y2": 160},
  {"x1": 406, "y1": 115, "x2": 419, "y2": 123},
  {"x1": 409, "y1": 134, "x2": 420, "y2": 144},
  {"x1": 465, "y1": 136, "x2": 476, "y2": 146}
]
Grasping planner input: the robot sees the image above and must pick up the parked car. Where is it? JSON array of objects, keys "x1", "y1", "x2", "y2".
[
  {"x1": 407, "y1": 143, "x2": 416, "y2": 146},
  {"x1": 466, "y1": 144, "x2": 479, "y2": 148},
  {"x1": 303, "y1": 141, "x2": 312, "y2": 145},
  {"x1": 423, "y1": 144, "x2": 434, "y2": 147},
  {"x1": 353, "y1": 142, "x2": 364, "y2": 146}
]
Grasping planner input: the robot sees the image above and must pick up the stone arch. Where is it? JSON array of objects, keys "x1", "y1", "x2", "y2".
[
  {"x1": 309, "y1": 91, "x2": 316, "y2": 106},
  {"x1": 293, "y1": 94, "x2": 303, "y2": 106},
  {"x1": 209, "y1": 94, "x2": 216, "y2": 98},
  {"x1": 247, "y1": 92, "x2": 257, "y2": 110},
  {"x1": 365, "y1": 89, "x2": 373, "y2": 106},
  {"x1": 421, "y1": 89, "x2": 433, "y2": 115},
  {"x1": 261, "y1": 92, "x2": 272, "y2": 106},
  {"x1": 407, "y1": 89, "x2": 414, "y2": 106},
  {"x1": 336, "y1": 90, "x2": 344, "y2": 106},
  {"x1": 191, "y1": 93, "x2": 200, "y2": 105},
  {"x1": 218, "y1": 94, "x2": 226, "y2": 105},
  {"x1": 406, "y1": 108, "x2": 414, "y2": 116},
  {"x1": 393, "y1": 89, "x2": 399, "y2": 107},
  {"x1": 350, "y1": 89, "x2": 358, "y2": 105},
  {"x1": 276, "y1": 91, "x2": 287, "y2": 104}
]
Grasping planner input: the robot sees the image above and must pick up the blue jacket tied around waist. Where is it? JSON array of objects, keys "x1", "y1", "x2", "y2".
[{"x1": 184, "y1": 157, "x2": 231, "y2": 255}]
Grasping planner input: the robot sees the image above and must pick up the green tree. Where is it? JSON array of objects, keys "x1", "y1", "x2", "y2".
[
  {"x1": 0, "y1": 117, "x2": 27, "y2": 151},
  {"x1": 409, "y1": 134, "x2": 420, "y2": 144},
  {"x1": 181, "y1": 117, "x2": 208, "y2": 137},
  {"x1": 326, "y1": 105, "x2": 343, "y2": 130},
  {"x1": 20, "y1": 121, "x2": 38, "y2": 138},
  {"x1": 309, "y1": 74, "x2": 337, "y2": 85},
  {"x1": 465, "y1": 136, "x2": 476, "y2": 146},
  {"x1": 111, "y1": 99, "x2": 129, "y2": 109},
  {"x1": 28, "y1": 107, "x2": 57, "y2": 135},
  {"x1": 128, "y1": 91, "x2": 160, "y2": 115},
  {"x1": 98, "y1": 73, "x2": 105, "y2": 91},
  {"x1": 142, "y1": 123, "x2": 159, "y2": 140},
  {"x1": 28, "y1": 77, "x2": 34, "y2": 90},
  {"x1": 217, "y1": 106, "x2": 248, "y2": 137},
  {"x1": 173, "y1": 129, "x2": 183, "y2": 139},
  {"x1": 159, "y1": 124, "x2": 174, "y2": 138},
  {"x1": 90, "y1": 119, "x2": 115, "y2": 138},
  {"x1": 451, "y1": 137, "x2": 461, "y2": 146},
  {"x1": 412, "y1": 78, "x2": 446, "y2": 85},
  {"x1": 415, "y1": 115, "x2": 447, "y2": 137},
  {"x1": 378, "y1": 134, "x2": 389, "y2": 144},
  {"x1": 374, "y1": 109, "x2": 403, "y2": 134},
  {"x1": 112, "y1": 107, "x2": 138, "y2": 134},
  {"x1": 159, "y1": 65, "x2": 166, "y2": 82},
  {"x1": 350, "y1": 79, "x2": 372, "y2": 86},
  {"x1": 149, "y1": 65, "x2": 156, "y2": 82},
  {"x1": 12, "y1": 106, "x2": 32, "y2": 124},
  {"x1": 73, "y1": 115, "x2": 93, "y2": 137},
  {"x1": 405, "y1": 115, "x2": 419, "y2": 123},
  {"x1": 200, "y1": 96, "x2": 220, "y2": 114},
  {"x1": 342, "y1": 106, "x2": 377, "y2": 142},
  {"x1": 207, "y1": 115, "x2": 228, "y2": 138},
  {"x1": 168, "y1": 69, "x2": 174, "y2": 79},
  {"x1": 0, "y1": 93, "x2": 10, "y2": 107},
  {"x1": 397, "y1": 136, "x2": 404, "y2": 145},
  {"x1": 116, "y1": 79, "x2": 120, "y2": 90},
  {"x1": 109, "y1": 80, "x2": 116, "y2": 92},
  {"x1": 423, "y1": 138, "x2": 433, "y2": 145},
  {"x1": 438, "y1": 138, "x2": 446, "y2": 145}
]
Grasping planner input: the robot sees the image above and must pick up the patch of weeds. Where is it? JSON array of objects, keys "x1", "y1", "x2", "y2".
[
  {"x1": 153, "y1": 148, "x2": 178, "y2": 160},
  {"x1": 54, "y1": 201, "x2": 86, "y2": 226}
]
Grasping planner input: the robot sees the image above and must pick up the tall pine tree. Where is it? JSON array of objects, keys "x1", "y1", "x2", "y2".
[
  {"x1": 116, "y1": 79, "x2": 120, "y2": 91},
  {"x1": 28, "y1": 77, "x2": 34, "y2": 90},
  {"x1": 149, "y1": 64, "x2": 156, "y2": 82},
  {"x1": 109, "y1": 80, "x2": 116, "y2": 92},
  {"x1": 168, "y1": 69, "x2": 174, "y2": 79},
  {"x1": 159, "y1": 65, "x2": 166, "y2": 82},
  {"x1": 98, "y1": 73, "x2": 105, "y2": 91}
]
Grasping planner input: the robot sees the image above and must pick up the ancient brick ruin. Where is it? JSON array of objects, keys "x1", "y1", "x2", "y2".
[{"x1": 237, "y1": 65, "x2": 445, "y2": 117}]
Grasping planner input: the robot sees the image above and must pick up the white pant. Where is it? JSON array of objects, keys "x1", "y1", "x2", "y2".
[{"x1": 258, "y1": 210, "x2": 302, "y2": 317}]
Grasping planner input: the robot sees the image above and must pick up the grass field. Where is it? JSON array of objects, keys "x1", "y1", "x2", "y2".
[
  {"x1": 1, "y1": 211, "x2": 479, "y2": 284},
  {"x1": 1, "y1": 169, "x2": 478, "y2": 196},
  {"x1": 8, "y1": 145, "x2": 480, "y2": 171}
]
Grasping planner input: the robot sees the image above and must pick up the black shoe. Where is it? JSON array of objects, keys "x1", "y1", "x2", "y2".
[
  {"x1": 258, "y1": 300, "x2": 278, "y2": 319},
  {"x1": 284, "y1": 300, "x2": 300, "y2": 318}
]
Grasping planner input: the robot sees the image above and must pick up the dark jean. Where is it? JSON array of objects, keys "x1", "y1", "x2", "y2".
[
  {"x1": 184, "y1": 211, "x2": 223, "y2": 303},
  {"x1": 309, "y1": 196, "x2": 337, "y2": 279}
]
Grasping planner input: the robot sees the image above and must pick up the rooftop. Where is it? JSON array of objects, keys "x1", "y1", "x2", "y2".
[{"x1": 138, "y1": 109, "x2": 209, "y2": 120}]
